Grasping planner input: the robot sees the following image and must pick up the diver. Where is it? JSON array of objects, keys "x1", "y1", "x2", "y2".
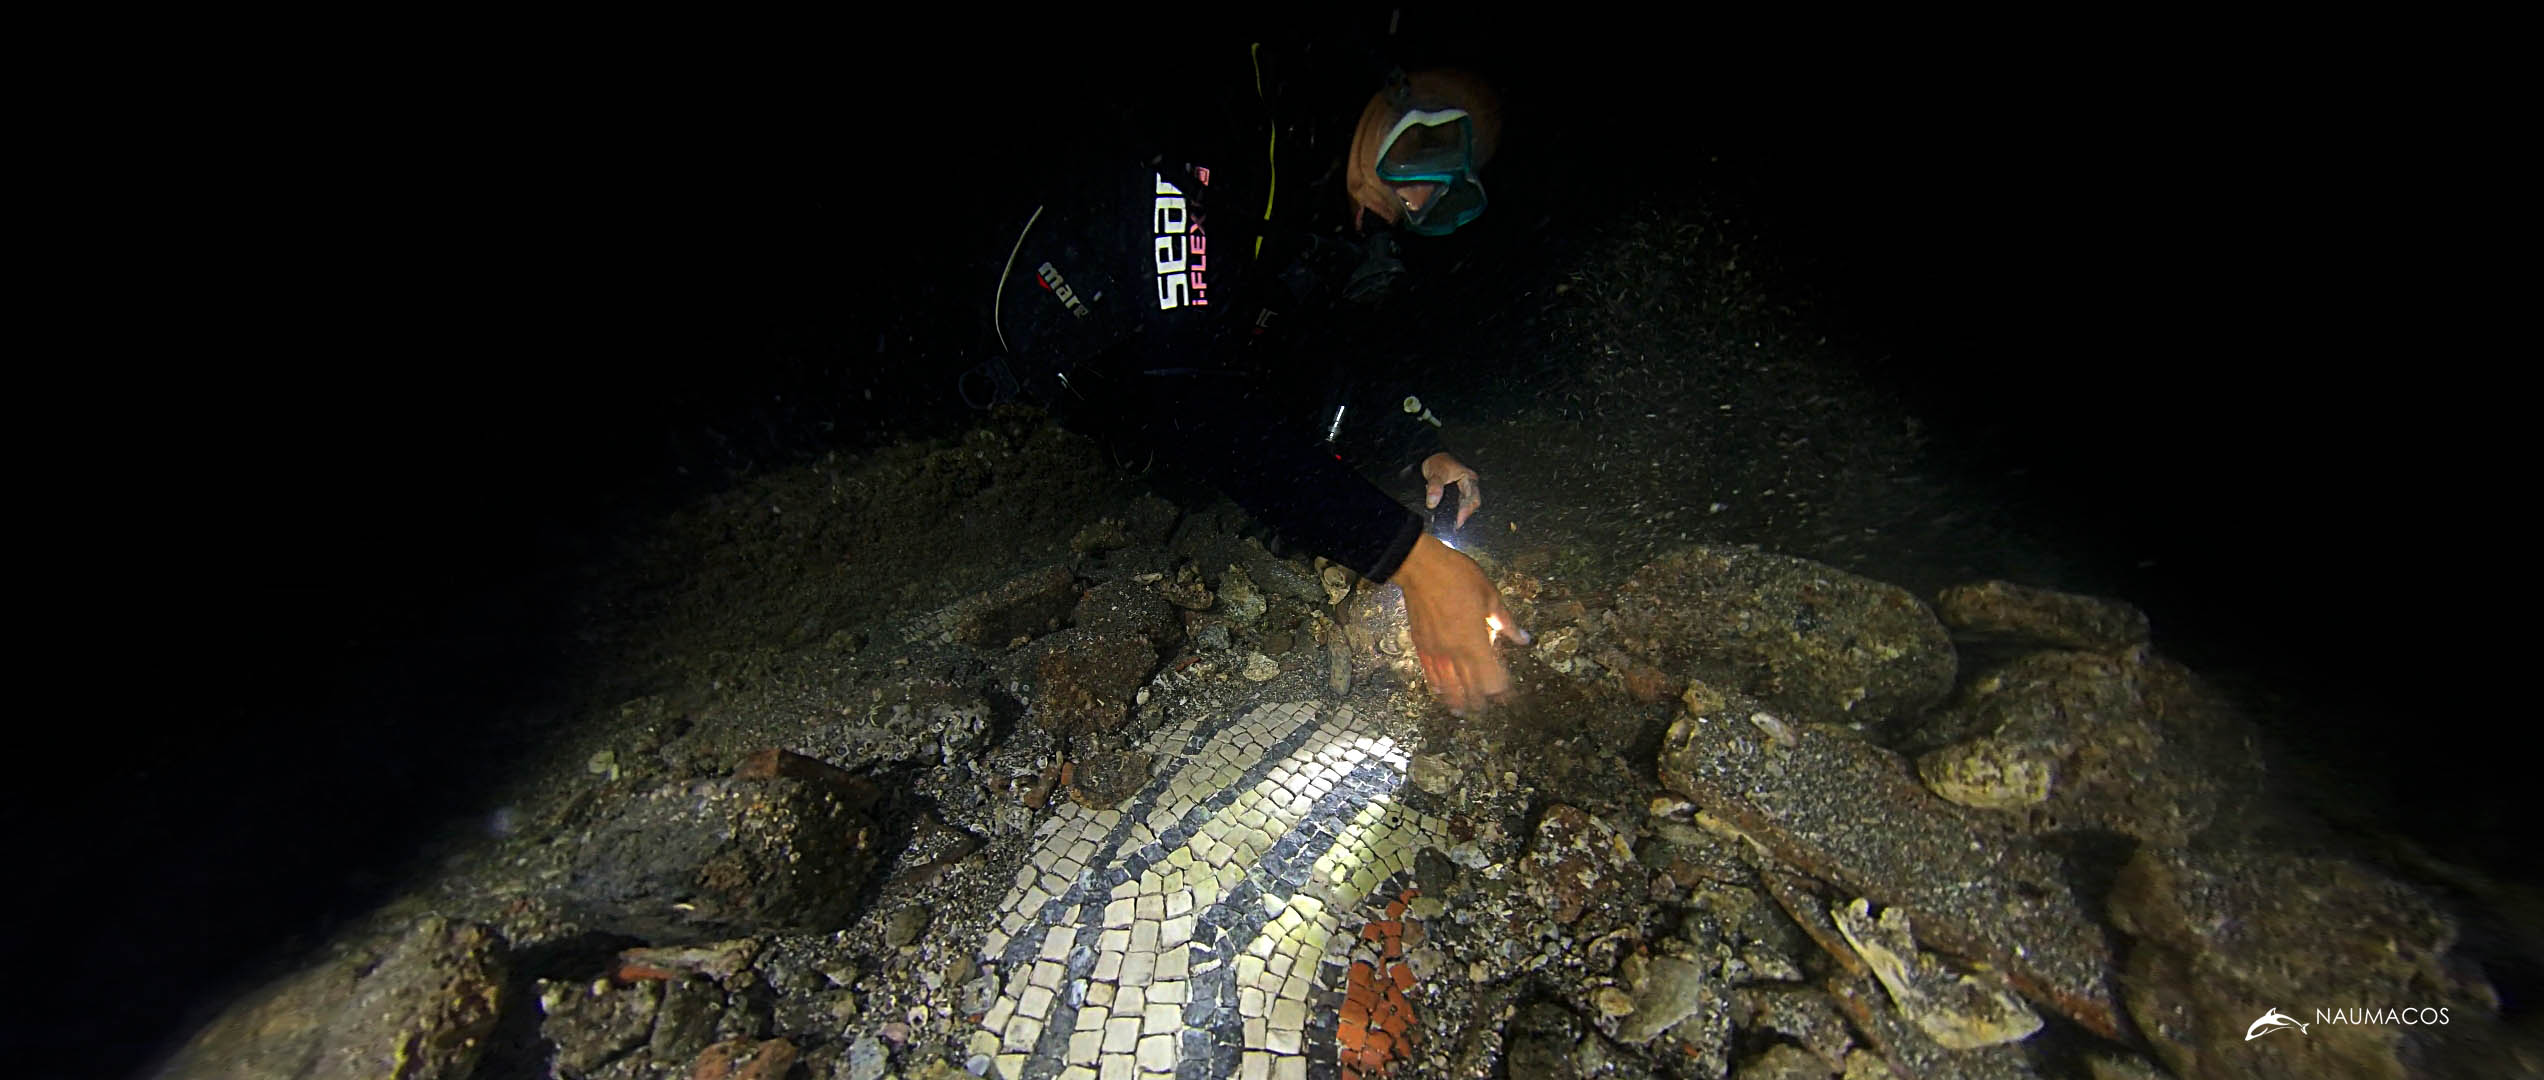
[{"x1": 974, "y1": 53, "x2": 1530, "y2": 716}]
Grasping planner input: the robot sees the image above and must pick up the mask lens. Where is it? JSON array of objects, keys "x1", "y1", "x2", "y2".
[
  {"x1": 1376, "y1": 110, "x2": 1471, "y2": 178},
  {"x1": 1400, "y1": 178, "x2": 1486, "y2": 236},
  {"x1": 1381, "y1": 119, "x2": 1467, "y2": 177},
  {"x1": 1375, "y1": 109, "x2": 1486, "y2": 235}
]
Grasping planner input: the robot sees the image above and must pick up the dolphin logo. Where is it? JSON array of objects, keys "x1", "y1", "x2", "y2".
[{"x1": 2246, "y1": 1007, "x2": 2311, "y2": 1040}]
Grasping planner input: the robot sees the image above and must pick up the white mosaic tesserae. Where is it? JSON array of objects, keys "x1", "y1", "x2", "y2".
[{"x1": 969, "y1": 701, "x2": 1449, "y2": 1080}]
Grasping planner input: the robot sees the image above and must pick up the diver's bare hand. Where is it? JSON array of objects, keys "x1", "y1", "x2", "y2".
[
  {"x1": 1390, "y1": 533, "x2": 1531, "y2": 715},
  {"x1": 1421, "y1": 452, "x2": 1483, "y2": 530}
]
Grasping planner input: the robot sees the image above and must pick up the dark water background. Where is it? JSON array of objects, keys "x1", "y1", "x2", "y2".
[{"x1": 24, "y1": 22, "x2": 2519, "y2": 1078}]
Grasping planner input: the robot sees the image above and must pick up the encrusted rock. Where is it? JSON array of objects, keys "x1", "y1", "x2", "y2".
[
  {"x1": 809, "y1": 678, "x2": 990, "y2": 771},
  {"x1": 1757, "y1": 871, "x2": 1871, "y2": 981},
  {"x1": 1614, "y1": 954, "x2": 1708, "y2": 1043},
  {"x1": 153, "y1": 916, "x2": 508, "y2": 1080},
  {"x1": 1121, "y1": 493, "x2": 1180, "y2": 546},
  {"x1": 648, "y1": 974, "x2": 735, "y2": 1063},
  {"x1": 1066, "y1": 747, "x2": 1152, "y2": 809},
  {"x1": 1217, "y1": 564, "x2": 1268, "y2": 623},
  {"x1": 1934, "y1": 579, "x2": 2151, "y2": 651},
  {"x1": 1659, "y1": 697, "x2": 2123, "y2": 1038},
  {"x1": 1408, "y1": 753, "x2": 1463, "y2": 796},
  {"x1": 1736, "y1": 942, "x2": 1807, "y2": 984},
  {"x1": 1736, "y1": 1043, "x2": 1841, "y2": 1080},
  {"x1": 1641, "y1": 824, "x2": 1753, "y2": 898},
  {"x1": 1321, "y1": 564, "x2": 1354, "y2": 605},
  {"x1": 1070, "y1": 576, "x2": 1182, "y2": 647},
  {"x1": 1158, "y1": 564, "x2": 1213, "y2": 611},
  {"x1": 1831, "y1": 898, "x2": 2041, "y2": 1049},
  {"x1": 843, "y1": 1034, "x2": 890, "y2": 1080},
  {"x1": 1917, "y1": 738, "x2": 2051, "y2": 810},
  {"x1": 2107, "y1": 845, "x2": 2495, "y2": 1080},
  {"x1": 1069, "y1": 517, "x2": 1131, "y2": 554},
  {"x1": 1731, "y1": 985, "x2": 1855, "y2": 1069},
  {"x1": 1504, "y1": 1002, "x2": 1591, "y2": 1079},
  {"x1": 1612, "y1": 653, "x2": 1682, "y2": 704},
  {"x1": 1909, "y1": 646, "x2": 2264, "y2": 846},
  {"x1": 1521, "y1": 805, "x2": 1641, "y2": 932},
  {"x1": 1242, "y1": 651, "x2": 1280, "y2": 681},
  {"x1": 1840, "y1": 1048, "x2": 1899, "y2": 1080},
  {"x1": 1608, "y1": 546, "x2": 1955, "y2": 727},
  {"x1": 537, "y1": 975, "x2": 663, "y2": 1076},
  {"x1": 1537, "y1": 625, "x2": 1583, "y2": 671},
  {"x1": 1241, "y1": 549, "x2": 1330, "y2": 606},
  {"x1": 614, "y1": 939, "x2": 761, "y2": 983},
  {"x1": 563, "y1": 752, "x2": 881, "y2": 942},
  {"x1": 688, "y1": 1038, "x2": 797, "y2": 1080},
  {"x1": 1315, "y1": 615, "x2": 1352, "y2": 696},
  {"x1": 1031, "y1": 629, "x2": 1160, "y2": 735},
  {"x1": 1827, "y1": 974, "x2": 2046, "y2": 1080},
  {"x1": 1336, "y1": 579, "x2": 1413, "y2": 665},
  {"x1": 882, "y1": 904, "x2": 929, "y2": 949}
]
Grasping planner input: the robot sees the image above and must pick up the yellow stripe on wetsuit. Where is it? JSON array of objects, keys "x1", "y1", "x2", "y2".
[{"x1": 1251, "y1": 43, "x2": 1274, "y2": 259}]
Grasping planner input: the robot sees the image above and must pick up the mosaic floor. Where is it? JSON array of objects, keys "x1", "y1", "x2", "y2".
[{"x1": 968, "y1": 700, "x2": 1450, "y2": 1080}]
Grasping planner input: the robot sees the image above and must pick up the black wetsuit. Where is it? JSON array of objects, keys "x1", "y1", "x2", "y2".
[{"x1": 992, "y1": 47, "x2": 1451, "y2": 582}]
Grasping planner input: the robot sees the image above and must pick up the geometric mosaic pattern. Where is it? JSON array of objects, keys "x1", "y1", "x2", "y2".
[{"x1": 968, "y1": 701, "x2": 1450, "y2": 1080}]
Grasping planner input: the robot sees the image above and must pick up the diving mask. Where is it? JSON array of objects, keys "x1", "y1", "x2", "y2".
[{"x1": 1373, "y1": 107, "x2": 1487, "y2": 236}]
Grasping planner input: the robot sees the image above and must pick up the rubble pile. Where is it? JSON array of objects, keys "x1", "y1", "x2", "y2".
[{"x1": 150, "y1": 421, "x2": 2534, "y2": 1080}]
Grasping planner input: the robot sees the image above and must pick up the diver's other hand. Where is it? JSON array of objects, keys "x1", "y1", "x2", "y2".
[
  {"x1": 1390, "y1": 533, "x2": 1531, "y2": 715},
  {"x1": 1421, "y1": 452, "x2": 1483, "y2": 529}
]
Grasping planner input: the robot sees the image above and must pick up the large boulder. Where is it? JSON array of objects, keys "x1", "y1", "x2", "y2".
[
  {"x1": 1658, "y1": 686, "x2": 2123, "y2": 1038},
  {"x1": 1608, "y1": 546, "x2": 1955, "y2": 729},
  {"x1": 562, "y1": 750, "x2": 882, "y2": 942},
  {"x1": 152, "y1": 916, "x2": 507, "y2": 1080},
  {"x1": 1932, "y1": 580, "x2": 2151, "y2": 652},
  {"x1": 1908, "y1": 646, "x2": 2265, "y2": 847},
  {"x1": 2107, "y1": 846, "x2": 2499, "y2": 1080}
]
